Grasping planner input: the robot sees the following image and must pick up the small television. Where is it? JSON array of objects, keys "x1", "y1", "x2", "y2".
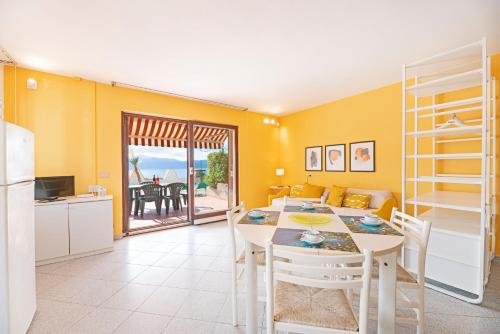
[{"x1": 35, "y1": 176, "x2": 75, "y2": 200}]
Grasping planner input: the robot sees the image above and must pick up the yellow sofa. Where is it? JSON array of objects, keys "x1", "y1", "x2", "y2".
[{"x1": 268, "y1": 185, "x2": 397, "y2": 221}]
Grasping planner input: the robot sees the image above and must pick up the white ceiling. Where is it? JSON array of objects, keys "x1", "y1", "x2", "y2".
[{"x1": 1, "y1": 0, "x2": 500, "y2": 115}]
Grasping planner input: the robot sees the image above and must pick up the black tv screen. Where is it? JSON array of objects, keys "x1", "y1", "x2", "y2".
[{"x1": 35, "y1": 176, "x2": 75, "y2": 200}]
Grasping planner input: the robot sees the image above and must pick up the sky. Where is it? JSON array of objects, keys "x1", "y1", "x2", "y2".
[{"x1": 129, "y1": 145, "x2": 212, "y2": 161}]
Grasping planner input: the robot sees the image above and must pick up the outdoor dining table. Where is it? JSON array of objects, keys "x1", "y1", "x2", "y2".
[
  {"x1": 234, "y1": 204, "x2": 405, "y2": 334},
  {"x1": 129, "y1": 183, "x2": 188, "y2": 212}
]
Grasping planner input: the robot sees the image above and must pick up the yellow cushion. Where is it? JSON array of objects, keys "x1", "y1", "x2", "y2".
[
  {"x1": 289, "y1": 185, "x2": 304, "y2": 198},
  {"x1": 342, "y1": 193, "x2": 372, "y2": 209},
  {"x1": 326, "y1": 185, "x2": 347, "y2": 207},
  {"x1": 302, "y1": 183, "x2": 325, "y2": 198}
]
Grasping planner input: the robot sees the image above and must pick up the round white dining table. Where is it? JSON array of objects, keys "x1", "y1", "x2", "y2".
[{"x1": 235, "y1": 204, "x2": 405, "y2": 334}]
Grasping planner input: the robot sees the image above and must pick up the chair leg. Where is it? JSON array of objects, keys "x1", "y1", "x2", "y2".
[
  {"x1": 165, "y1": 198, "x2": 170, "y2": 214},
  {"x1": 417, "y1": 286, "x2": 425, "y2": 334},
  {"x1": 134, "y1": 198, "x2": 139, "y2": 216},
  {"x1": 155, "y1": 200, "x2": 161, "y2": 215},
  {"x1": 129, "y1": 196, "x2": 133, "y2": 215},
  {"x1": 231, "y1": 262, "x2": 238, "y2": 326},
  {"x1": 139, "y1": 200, "x2": 145, "y2": 218}
]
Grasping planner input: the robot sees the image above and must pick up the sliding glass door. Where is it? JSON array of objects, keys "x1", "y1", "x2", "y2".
[
  {"x1": 121, "y1": 113, "x2": 238, "y2": 234},
  {"x1": 188, "y1": 122, "x2": 238, "y2": 224}
]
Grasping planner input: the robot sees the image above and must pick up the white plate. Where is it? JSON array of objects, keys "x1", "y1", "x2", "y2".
[
  {"x1": 300, "y1": 234, "x2": 325, "y2": 245},
  {"x1": 248, "y1": 210, "x2": 266, "y2": 219},
  {"x1": 360, "y1": 218, "x2": 383, "y2": 226}
]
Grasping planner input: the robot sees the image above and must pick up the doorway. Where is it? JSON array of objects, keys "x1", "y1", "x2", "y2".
[{"x1": 121, "y1": 113, "x2": 238, "y2": 235}]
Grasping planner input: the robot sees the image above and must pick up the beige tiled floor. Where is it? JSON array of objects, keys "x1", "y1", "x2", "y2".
[{"x1": 30, "y1": 221, "x2": 500, "y2": 334}]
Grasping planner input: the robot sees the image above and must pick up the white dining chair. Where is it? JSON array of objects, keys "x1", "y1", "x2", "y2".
[
  {"x1": 226, "y1": 202, "x2": 266, "y2": 326},
  {"x1": 371, "y1": 208, "x2": 432, "y2": 334},
  {"x1": 265, "y1": 241, "x2": 373, "y2": 334}
]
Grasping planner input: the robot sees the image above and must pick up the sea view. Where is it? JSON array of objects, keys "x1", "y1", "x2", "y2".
[{"x1": 141, "y1": 168, "x2": 188, "y2": 180}]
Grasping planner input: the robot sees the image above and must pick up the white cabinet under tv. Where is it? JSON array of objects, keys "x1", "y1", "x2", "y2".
[{"x1": 34, "y1": 195, "x2": 113, "y2": 265}]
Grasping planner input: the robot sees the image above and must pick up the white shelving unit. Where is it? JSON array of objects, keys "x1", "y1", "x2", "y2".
[{"x1": 402, "y1": 38, "x2": 496, "y2": 304}]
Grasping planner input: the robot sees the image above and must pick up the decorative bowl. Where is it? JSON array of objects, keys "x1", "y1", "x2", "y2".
[{"x1": 247, "y1": 210, "x2": 266, "y2": 219}]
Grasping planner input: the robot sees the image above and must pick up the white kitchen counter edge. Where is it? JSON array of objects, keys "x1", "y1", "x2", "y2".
[{"x1": 35, "y1": 195, "x2": 113, "y2": 206}]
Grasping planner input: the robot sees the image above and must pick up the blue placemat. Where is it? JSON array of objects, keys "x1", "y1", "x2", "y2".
[
  {"x1": 238, "y1": 211, "x2": 280, "y2": 226},
  {"x1": 339, "y1": 215, "x2": 403, "y2": 236},
  {"x1": 271, "y1": 228, "x2": 360, "y2": 253},
  {"x1": 283, "y1": 206, "x2": 334, "y2": 214}
]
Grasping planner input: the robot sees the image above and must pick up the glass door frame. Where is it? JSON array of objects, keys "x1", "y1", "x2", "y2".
[
  {"x1": 187, "y1": 120, "x2": 239, "y2": 223},
  {"x1": 121, "y1": 112, "x2": 191, "y2": 235},
  {"x1": 121, "y1": 113, "x2": 239, "y2": 235}
]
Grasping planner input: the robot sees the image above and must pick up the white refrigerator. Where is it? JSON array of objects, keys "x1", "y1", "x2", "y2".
[{"x1": 0, "y1": 119, "x2": 36, "y2": 334}]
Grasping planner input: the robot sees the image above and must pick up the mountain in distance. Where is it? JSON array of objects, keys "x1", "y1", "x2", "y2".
[{"x1": 130, "y1": 156, "x2": 207, "y2": 170}]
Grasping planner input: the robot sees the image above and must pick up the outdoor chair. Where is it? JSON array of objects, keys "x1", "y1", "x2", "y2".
[
  {"x1": 181, "y1": 183, "x2": 188, "y2": 205},
  {"x1": 195, "y1": 181, "x2": 208, "y2": 196},
  {"x1": 163, "y1": 182, "x2": 185, "y2": 214},
  {"x1": 135, "y1": 183, "x2": 162, "y2": 217}
]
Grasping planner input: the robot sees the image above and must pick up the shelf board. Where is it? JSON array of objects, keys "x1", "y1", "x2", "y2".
[
  {"x1": 417, "y1": 208, "x2": 481, "y2": 239},
  {"x1": 407, "y1": 176, "x2": 482, "y2": 185},
  {"x1": 406, "y1": 69, "x2": 483, "y2": 97},
  {"x1": 419, "y1": 105, "x2": 483, "y2": 119},
  {"x1": 406, "y1": 191, "x2": 481, "y2": 212},
  {"x1": 407, "y1": 125, "x2": 482, "y2": 138},
  {"x1": 435, "y1": 173, "x2": 481, "y2": 178},
  {"x1": 406, "y1": 97, "x2": 482, "y2": 113},
  {"x1": 435, "y1": 137, "x2": 491, "y2": 144},
  {"x1": 406, "y1": 153, "x2": 482, "y2": 160}
]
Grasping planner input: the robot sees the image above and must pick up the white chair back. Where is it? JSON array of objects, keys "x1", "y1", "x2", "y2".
[
  {"x1": 390, "y1": 208, "x2": 431, "y2": 285},
  {"x1": 265, "y1": 242, "x2": 373, "y2": 334},
  {"x1": 226, "y1": 202, "x2": 246, "y2": 263}
]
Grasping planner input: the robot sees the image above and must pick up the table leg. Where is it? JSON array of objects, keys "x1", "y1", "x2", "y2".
[
  {"x1": 245, "y1": 240, "x2": 258, "y2": 334},
  {"x1": 378, "y1": 252, "x2": 397, "y2": 334}
]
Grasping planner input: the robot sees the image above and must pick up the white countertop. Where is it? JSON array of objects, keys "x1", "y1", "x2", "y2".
[{"x1": 35, "y1": 195, "x2": 113, "y2": 206}]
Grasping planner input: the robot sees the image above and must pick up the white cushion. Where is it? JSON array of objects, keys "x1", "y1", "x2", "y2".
[
  {"x1": 346, "y1": 188, "x2": 391, "y2": 209},
  {"x1": 272, "y1": 197, "x2": 320, "y2": 206}
]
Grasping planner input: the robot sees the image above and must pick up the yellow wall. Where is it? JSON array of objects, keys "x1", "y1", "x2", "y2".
[
  {"x1": 279, "y1": 54, "x2": 500, "y2": 254},
  {"x1": 279, "y1": 82, "x2": 403, "y2": 202},
  {"x1": 3, "y1": 54, "x2": 499, "y2": 250},
  {"x1": 4, "y1": 69, "x2": 96, "y2": 194},
  {"x1": 4, "y1": 67, "x2": 280, "y2": 236}
]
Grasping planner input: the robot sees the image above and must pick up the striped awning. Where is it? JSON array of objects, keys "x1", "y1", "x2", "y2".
[{"x1": 128, "y1": 116, "x2": 228, "y2": 149}]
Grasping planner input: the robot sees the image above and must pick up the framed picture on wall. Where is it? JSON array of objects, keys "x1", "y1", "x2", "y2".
[
  {"x1": 305, "y1": 146, "x2": 322, "y2": 171},
  {"x1": 350, "y1": 141, "x2": 375, "y2": 172},
  {"x1": 325, "y1": 144, "x2": 346, "y2": 172}
]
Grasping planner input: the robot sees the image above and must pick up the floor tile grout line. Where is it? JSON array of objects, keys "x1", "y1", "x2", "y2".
[{"x1": 423, "y1": 311, "x2": 500, "y2": 319}]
